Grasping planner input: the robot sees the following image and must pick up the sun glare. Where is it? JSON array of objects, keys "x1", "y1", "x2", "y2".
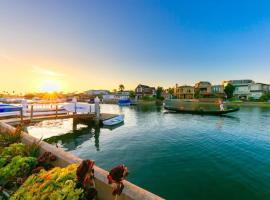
[{"x1": 40, "y1": 80, "x2": 61, "y2": 93}]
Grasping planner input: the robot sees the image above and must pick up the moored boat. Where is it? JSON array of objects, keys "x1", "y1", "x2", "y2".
[
  {"x1": 102, "y1": 114, "x2": 124, "y2": 126},
  {"x1": 0, "y1": 104, "x2": 22, "y2": 118},
  {"x1": 164, "y1": 106, "x2": 239, "y2": 115},
  {"x1": 0, "y1": 104, "x2": 21, "y2": 112},
  {"x1": 118, "y1": 99, "x2": 131, "y2": 106}
]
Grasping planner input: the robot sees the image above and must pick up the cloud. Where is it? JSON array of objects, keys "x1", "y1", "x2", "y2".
[{"x1": 32, "y1": 65, "x2": 65, "y2": 77}]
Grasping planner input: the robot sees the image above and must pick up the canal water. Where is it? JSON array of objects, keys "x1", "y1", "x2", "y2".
[{"x1": 27, "y1": 104, "x2": 270, "y2": 200}]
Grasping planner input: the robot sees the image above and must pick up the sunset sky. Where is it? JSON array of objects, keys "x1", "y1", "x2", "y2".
[{"x1": 1, "y1": 0, "x2": 270, "y2": 93}]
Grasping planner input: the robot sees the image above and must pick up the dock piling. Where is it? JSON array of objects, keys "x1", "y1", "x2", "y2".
[
  {"x1": 20, "y1": 108, "x2": 23, "y2": 124},
  {"x1": 56, "y1": 105, "x2": 58, "y2": 118},
  {"x1": 30, "y1": 105, "x2": 34, "y2": 121}
]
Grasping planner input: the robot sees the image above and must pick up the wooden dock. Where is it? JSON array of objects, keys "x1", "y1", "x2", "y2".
[{"x1": 0, "y1": 113, "x2": 118, "y2": 126}]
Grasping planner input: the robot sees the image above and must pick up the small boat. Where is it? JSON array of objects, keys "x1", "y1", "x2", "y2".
[
  {"x1": 118, "y1": 99, "x2": 131, "y2": 106},
  {"x1": 103, "y1": 115, "x2": 124, "y2": 126},
  {"x1": 164, "y1": 106, "x2": 239, "y2": 115},
  {"x1": 0, "y1": 104, "x2": 22, "y2": 118},
  {"x1": 0, "y1": 104, "x2": 21, "y2": 112}
]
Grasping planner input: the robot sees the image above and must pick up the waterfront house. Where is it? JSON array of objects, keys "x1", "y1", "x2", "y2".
[
  {"x1": 222, "y1": 79, "x2": 270, "y2": 100},
  {"x1": 249, "y1": 83, "x2": 270, "y2": 99},
  {"x1": 174, "y1": 84, "x2": 195, "y2": 99},
  {"x1": 85, "y1": 90, "x2": 110, "y2": 96},
  {"x1": 194, "y1": 81, "x2": 212, "y2": 97},
  {"x1": 223, "y1": 79, "x2": 254, "y2": 99},
  {"x1": 103, "y1": 91, "x2": 131, "y2": 103},
  {"x1": 102, "y1": 94, "x2": 115, "y2": 101},
  {"x1": 135, "y1": 84, "x2": 156, "y2": 99},
  {"x1": 211, "y1": 85, "x2": 225, "y2": 98}
]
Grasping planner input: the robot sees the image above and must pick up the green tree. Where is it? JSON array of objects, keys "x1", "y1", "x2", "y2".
[
  {"x1": 194, "y1": 90, "x2": 202, "y2": 99},
  {"x1": 156, "y1": 87, "x2": 164, "y2": 100},
  {"x1": 129, "y1": 91, "x2": 135, "y2": 99},
  {"x1": 168, "y1": 88, "x2": 174, "y2": 95},
  {"x1": 119, "y1": 84, "x2": 125, "y2": 92},
  {"x1": 224, "y1": 83, "x2": 235, "y2": 99},
  {"x1": 259, "y1": 92, "x2": 270, "y2": 102}
]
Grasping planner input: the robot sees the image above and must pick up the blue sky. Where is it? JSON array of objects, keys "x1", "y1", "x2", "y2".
[{"x1": 0, "y1": 0, "x2": 270, "y2": 92}]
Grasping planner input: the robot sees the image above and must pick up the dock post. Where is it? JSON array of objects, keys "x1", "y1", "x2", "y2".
[
  {"x1": 56, "y1": 105, "x2": 58, "y2": 118},
  {"x1": 30, "y1": 105, "x2": 34, "y2": 121},
  {"x1": 73, "y1": 102, "x2": 77, "y2": 116},
  {"x1": 20, "y1": 107, "x2": 23, "y2": 124},
  {"x1": 94, "y1": 96, "x2": 100, "y2": 125}
]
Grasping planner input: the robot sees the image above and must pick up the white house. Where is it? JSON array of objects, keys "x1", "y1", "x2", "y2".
[
  {"x1": 222, "y1": 79, "x2": 270, "y2": 99},
  {"x1": 85, "y1": 90, "x2": 110, "y2": 96},
  {"x1": 250, "y1": 83, "x2": 270, "y2": 99}
]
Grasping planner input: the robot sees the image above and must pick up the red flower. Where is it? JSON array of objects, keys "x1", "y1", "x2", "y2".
[
  {"x1": 49, "y1": 155, "x2": 57, "y2": 161},
  {"x1": 32, "y1": 166, "x2": 43, "y2": 173},
  {"x1": 38, "y1": 158, "x2": 45, "y2": 163}
]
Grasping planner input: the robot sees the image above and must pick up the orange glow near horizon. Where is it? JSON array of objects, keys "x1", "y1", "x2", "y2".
[{"x1": 0, "y1": 53, "x2": 162, "y2": 94}]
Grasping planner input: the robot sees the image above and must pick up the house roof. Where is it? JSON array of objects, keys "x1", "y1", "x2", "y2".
[
  {"x1": 137, "y1": 84, "x2": 151, "y2": 88},
  {"x1": 178, "y1": 85, "x2": 193, "y2": 88},
  {"x1": 195, "y1": 81, "x2": 211, "y2": 85},
  {"x1": 137, "y1": 84, "x2": 155, "y2": 89}
]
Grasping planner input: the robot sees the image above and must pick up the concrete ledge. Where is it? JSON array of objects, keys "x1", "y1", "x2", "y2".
[{"x1": 0, "y1": 122, "x2": 164, "y2": 200}]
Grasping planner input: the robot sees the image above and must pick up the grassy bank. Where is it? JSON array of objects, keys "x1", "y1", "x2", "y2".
[{"x1": 226, "y1": 101, "x2": 270, "y2": 108}]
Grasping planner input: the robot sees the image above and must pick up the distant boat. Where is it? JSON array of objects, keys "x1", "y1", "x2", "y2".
[
  {"x1": 164, "y1": 106, "x2": 239, "y2": 115},
  {"x1": 0, "y1": 104, "x2": 21, "y2": 118},
  {"x1": 103, "y1": 115, "x2": 124, "y2": 126},
  {"x1": 118, "y1": 99, "x2": 131, "y2": 106}
]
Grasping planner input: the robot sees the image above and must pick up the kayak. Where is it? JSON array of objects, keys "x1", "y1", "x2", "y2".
[{"x1": 164, "y1": 106, "x2": 239, "y2": 115}]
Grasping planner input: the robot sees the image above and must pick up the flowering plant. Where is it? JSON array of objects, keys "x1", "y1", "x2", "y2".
[{"x1": 10, "y1": 164, "x2": 83, "y2": 200}]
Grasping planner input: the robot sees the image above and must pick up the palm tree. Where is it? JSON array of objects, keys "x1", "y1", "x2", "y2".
[{"x1": 119, "y1": 84, "x2": 125, "y2": 92}]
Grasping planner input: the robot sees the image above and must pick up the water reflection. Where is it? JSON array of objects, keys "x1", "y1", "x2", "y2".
[
  {"x1": 102, "y1": 122, "x2": 124, "y2": 130},
  {"x1": 45, "y1": 124, "x2": 101, "y2": 151},
  {"x1": 216, "y1": 117, "x2": 224, "y2": 130},
  {"x1": 27, "y1": 104, "x2": 270, "y2": 200},
  {"x1": 130, "y1": 104, "x2": 162, "y2": 112}
]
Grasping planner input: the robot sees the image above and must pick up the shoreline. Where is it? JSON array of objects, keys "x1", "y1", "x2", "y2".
[{"x1": 226, "y1": 101, "x2": 270, "y2": 108}]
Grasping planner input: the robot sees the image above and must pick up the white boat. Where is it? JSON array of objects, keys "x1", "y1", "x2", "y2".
[{"x1": 103, "y1": 115, "x2": 124, "y2": 126}]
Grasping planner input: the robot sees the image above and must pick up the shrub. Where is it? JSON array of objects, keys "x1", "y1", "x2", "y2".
[
  {"x1": 0, "y1": 156, "x2": 37, "y2": 181},
  {"x1": 0, "y1": 126, "x2": 22, "y2": 148},
  {"x1": 0, "y1": 143, "x2": 27, "y2": 167},
  {"x1": 10, "y1": 164, "x2": 83, "y2": 200},
  {"x1": 259, "y1": 92, "x2": 270, "y2": 102}
]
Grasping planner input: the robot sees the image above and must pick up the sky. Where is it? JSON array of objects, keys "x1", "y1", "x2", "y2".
[{"x1": 0, "y1": 0, "x2": 270, "y2": 93}]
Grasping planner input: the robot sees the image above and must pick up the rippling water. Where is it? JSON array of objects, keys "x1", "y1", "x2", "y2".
[{"x1": 27, "y1": 104, "x2": 270, "y2": 200}]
